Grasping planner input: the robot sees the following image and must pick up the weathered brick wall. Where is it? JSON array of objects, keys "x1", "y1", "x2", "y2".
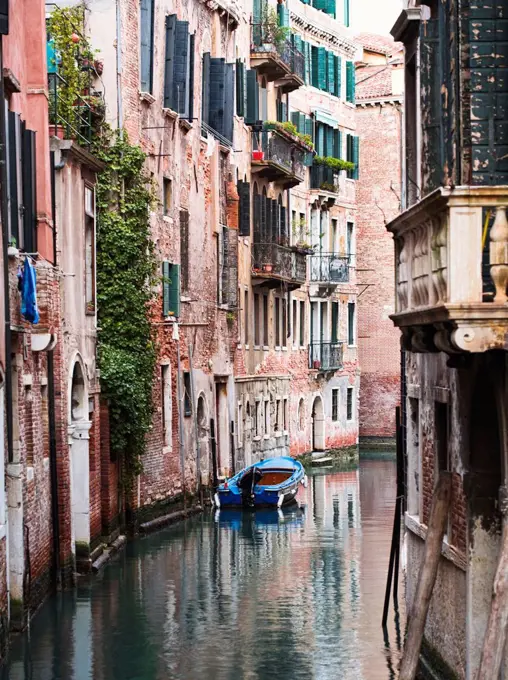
[{"x1": 356, "y1": 102, "x2": 402, "y2": 440}]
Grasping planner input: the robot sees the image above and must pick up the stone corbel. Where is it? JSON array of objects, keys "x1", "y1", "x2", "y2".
[{"x1": 68, "y1": 420, "x2": 92, "y2": 444}]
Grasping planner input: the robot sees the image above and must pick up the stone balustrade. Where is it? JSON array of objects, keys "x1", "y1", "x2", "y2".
[{"x1": 386, "y1": 186, "x2": 508, "y2": 353}]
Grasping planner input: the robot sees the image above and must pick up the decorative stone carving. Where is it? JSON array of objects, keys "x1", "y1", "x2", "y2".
[
  {"x1": 431, "y1": 214, "x2": 448, "y2": 304},
  {"x1": 489, "y1": 206, "x2": 508, "y2": 303}
]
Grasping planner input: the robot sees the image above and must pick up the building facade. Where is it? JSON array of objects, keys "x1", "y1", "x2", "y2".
[
  {"x1": 355, "y1": 34, "x2": 403, "y2": 445},
  {"x1": 391, "y1": 2, "x2": 508, "y2": 677}
]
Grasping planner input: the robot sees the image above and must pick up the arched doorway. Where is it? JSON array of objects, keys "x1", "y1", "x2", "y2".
[
  {"x1": 69, "y1": 358, "x2": 91, "y2": 565},
  {"x1": 312, "y1": 395, "x2": 325, "y2": 451},
  {"x1": 197, "y1": 394, "x2": 208, "y2": 483}
]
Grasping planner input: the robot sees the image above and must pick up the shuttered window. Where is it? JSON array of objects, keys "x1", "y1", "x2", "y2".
[
  {"x1": 277, "y1": 3, "x2": 289, "y2": 27},
  {"x1": 22, "y1": 126, "x2": 37, "y2": 254},
  {"x1": 327, "y1": 51, "x2": 335, "y2": 95},
  {"x1": 140, "y1": 0, "x2": 155, "y2": 93},
  {"x1": 7, "y1": 110, "x2": 20, "y2": 247},
  {"x1": 237, "y1": 181, "x2": 251, "y2": 236},
  {"x1": 245, "y1": 69, "x2": 259, "y2": 125},
  {"x1": 346, "y1": 134, "x2": 359, "y2": 179},
  {"x1": 334, "y1": 55, "x2": 341, "y2": 98},
  {"x1": 180, "y1": 210, "x2": 189, "y2": 292},
  {"x1": 162, "y1": 262, "x2": 181, "y2": 318},
  {"x1": 164, "y1": 16, "x2": 194, "y2": 119},
  {"x1": 236, "y1": 60, "x2": 246, "y2": 117},
  {"x1": 202, "y1": 55, "x2": 235, "y2": 142},
  {"x1": 346, "y1": 60, "x2": 355, "y2": 102},
  {"x1": 343, "y1": 0, "x2": 350, "y2": 26},
  {"x1": 331, "y1": 301, "x2": 339, "y2": 344}
]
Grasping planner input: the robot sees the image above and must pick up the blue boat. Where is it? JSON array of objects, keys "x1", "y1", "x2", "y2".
[{"x1": 214, "y1": 456, "x2": 307, "y2": 509}]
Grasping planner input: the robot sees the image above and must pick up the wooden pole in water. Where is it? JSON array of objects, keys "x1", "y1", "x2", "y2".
[
  {"x1": 399, "y1": 472, "x2": 452, "y2": 680},
  {"x1": 475, "y1": 509, "x2": 508, "y2": 680}
]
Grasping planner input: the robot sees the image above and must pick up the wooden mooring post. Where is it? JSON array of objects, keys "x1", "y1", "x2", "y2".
[{"x1": 399, "y1": 472, "x2": 452, "y2": 680}]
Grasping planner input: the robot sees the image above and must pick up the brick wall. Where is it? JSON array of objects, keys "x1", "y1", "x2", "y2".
[{"x1": 356, "y1": 102, "x2": 402, "y2": 439}]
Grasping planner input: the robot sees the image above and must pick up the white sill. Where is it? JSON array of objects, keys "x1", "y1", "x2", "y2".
[
  {"x1": 139, "y1": 91, "x2": 155, "y2": 105},
  {"x1": 163, "y1": 445, "x2": 172, "y2": 454},
  {"x1": 244, "y1": 344, "x2": 250, "y2": 350},
  {"x1": 275, "y1": 346, "x2": 281, "y2": 351},
  {"x1": 263, "y1": 434, "x2": 270, "y2": 440},
  {"x1": 27, "y1": 466, "x2": 34, "y2": 482},
  {"x1": 253, "y1": 345, "x2": 261, "y2": 351},
  {"x1": 274, "y1": 432, "x2": 284, "y2": 439},
  {"x1": 283, "y1": 430, "x2": 289, "y2": 436},
  {"x1": 281, "y1": 346, "x2": 288, "y2": 351},
  {"x1": 262, "y1": 346, "x2": 269, "y2": 351},
  {"x1": 347, "y1": 344, "x2": 357, "y2": 349},
  {"x1": 253, "y1": 435, "x2": 261, "y2": 442},
  {"x1": 163, "y1": 215, "x2": 173, "y2": 224}
]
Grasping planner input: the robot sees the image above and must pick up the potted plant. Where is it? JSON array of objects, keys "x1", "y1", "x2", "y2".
[
  {"x1": 252, "y1": 149, "x2": 264, "y2": 161},
  {"x1": 312, "y1": 359, "x2": 321, "y2": 370},
  {"x1": 260, "y1": 6, "x2": 289, "y2": 51}
]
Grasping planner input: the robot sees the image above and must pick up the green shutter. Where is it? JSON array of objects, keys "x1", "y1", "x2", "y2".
[
  {"x1": 346, "y1": 61, "x2": 355, "y2": 102},
  {"x1": 140, "y1": 0, "x2": 154, "y2": 92},
  {"x1": 311, "y1": 46, "x2": 319, "y2": 88},
  {"x1": 334, "y1": 55, "x2": 341, "y2": 98},
  {"x1": 326, "y1": 0, "x2": 336, "y2": 18},
  {"x1": 202, "y1": 53, "x2": 210, "y2": 124},
  {"x1": 331, "y1": 302, "x2": 339, "y2": 344},
  {"x1": 327, "y1": 51, "x2": 335, "y2": 95},
  {"x1": 325, "y1": 126, "x2": 334, "y2": 157},
  {"x1": 344, "y1": 0, "x2": 350, "y2": 26},
  {"x1": 333, "y1": 129, "x2": 341, "y2": 159},
  {"x1": 353, "y1": 135, "x2": 359, "y2": 180},
  {"x1": 164, "y1": 15, "x2": 176, "y2": 109},
  {"x1": 305, "y1": 116, "x2": 313, "y2": 141},
  {"x1": 245, "y1": 69, "x2": 259, "y2": 124},
  {"x1": 173, "y1": 21, "x2": 190, "y2": 115},
  {"x1": 317, "y1": 47, "x2": 327, "y2": 90},
  {"x1": 316, "y1": 123, "x2": 325, "y2": 156},
  {"x1": 163, "y1": 262, "x2": 180, "y2": 317},
  {"x1": 293, "y1": 34, "x2": 303, "y2": 54},
  {"x1": 277, "y1": 3, "x2": 289, "y2": 27},
  {"x1": 314, "y1": 0, "x2": 326, "y2": 10},
  {"x1": 236, "y1": 60, "x2": 245, "y2": 117}
]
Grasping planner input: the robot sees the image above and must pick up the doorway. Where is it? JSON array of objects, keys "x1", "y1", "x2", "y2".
[
  {"x1": 312, "y1": 395, "x2": 325, "y2": 451},
  {"x1": 215, "y1": 380, "x2": 229, "y2": 476}
]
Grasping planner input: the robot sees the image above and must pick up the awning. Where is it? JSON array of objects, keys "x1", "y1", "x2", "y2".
[{"x1": 312, "y1": 109, "x2": 338, "y2": 128}]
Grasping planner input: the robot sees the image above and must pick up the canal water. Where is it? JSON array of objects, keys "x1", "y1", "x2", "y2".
[{"x1": 2, "y1": 459, "x2": 404, "y2": 680}]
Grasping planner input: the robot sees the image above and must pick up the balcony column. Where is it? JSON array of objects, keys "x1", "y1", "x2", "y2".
[{"x1": 489, "y1": 206, "x2": 508, "y2": 304}]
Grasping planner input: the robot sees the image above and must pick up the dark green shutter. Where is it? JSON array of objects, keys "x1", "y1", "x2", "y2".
[
  {"x1": 311, "y1": 46, "x2": 319, "y2": 88},
  {"x1": 188, "y1": 34, "x2": 195, "y2": 122},
  {"x1": 173, "y1": 21, "x2": 190, "y2": 115},
  {"x1": 7, "y1": 111, "x2": 19, "y2": 246},
  {"x1": 304, "y1": 41, "x2": 311, "y2": 84},
  {"x1": 209, "y1": 58, "x2": 226, "y2": 135},
  {"x1": 317, "y1": 47, "x2": 327, "y2": 90},
  {"x1": 316, "y1": 123, "x2": 325, "y2": 156},
  {"x1": 277, "y1": 3, "x2": 289, "y2": 27},
  {"x1": 293, "y1": 34, "x2": 303, "y2": 54},
  {"x1": 245, "y1": 70, "x2": 259, "y2": 125},
  {"x1": 236, "y1": 60, "x2": 245, "y2": 117},
  {"x1": 346, "y1": 60, "x2": 355, "y2": 102},
  {"x1": 334, "y1": 55, "x2": 341, "y2": 98},
  {"x1": 344, "y1": 0, "x2": 350, "y2": 26},
  {"x1": 326, "y1": 0, "x2": 336, "y2": 18},
  {"x1": 140, "y1": 0, "x2": 154, "y2": 92},
  {"x1": 325, "y1": 126, "x2": 334, "y2": 157},
  {"x1": 327, "y1": 51, "x2": 335, "y2": 95},
  {"x1": 353, "y1": 136, "x2": 359, "y2": 180},
  {"x1": 314, "y1": 0, "x2": 326, "y2": 11},
  {"x1": 333, "y1": 129, "x2": 341, "y2": 159},
  {"x1": 331, "y1": 302, "x2": 339, "y2": 343},
  {"x1": 253, "y1": 190, "x2": 261, "y2": 242},
  {"x1": 22, "y1": 126, "x2": 37, "y2": 254},
  {"x1": 164, "y1": 15, "x2": 176, "y2": 109},
  {"x1": 238, "y1": 181, "x2": 251, "y2": 236},
  {"x1": 224, "y1": 62, "x2": 234, "y2": 142},
  {"x1": 280, "y1": 206, "x2": 287, "y2": 244},
  {"x1": 163, "y1": 262, "x2": 180, "y2": 317},
  {"x1": 305, "y1": 116, "x2": 313, "y2": 140},
  {"x1": 202, "y1": 53, "x2": 210, "y2": 124}
]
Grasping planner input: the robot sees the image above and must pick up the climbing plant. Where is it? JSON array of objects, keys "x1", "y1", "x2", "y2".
[{"x1": 93, "y1": 128, "x2": 157, "y2": 479}]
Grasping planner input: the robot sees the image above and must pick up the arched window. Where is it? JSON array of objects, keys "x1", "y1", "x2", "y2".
[
  {"x1": 253, "y1": 182, "x2": 260, "y2": 242},
  {"x1": 262, "y1": 186, "x2": 267, "y2": 242},
  {"x1": 298, "y1": 398, "x2": 305, "y2": 431},
  {"x1": 260, "y1": 77, "x2": 268, "y2": 122}
]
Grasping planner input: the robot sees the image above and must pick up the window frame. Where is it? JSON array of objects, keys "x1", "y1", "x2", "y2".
[{"x1": 84, "y1": 183, "x2": 96, "y2": 315}]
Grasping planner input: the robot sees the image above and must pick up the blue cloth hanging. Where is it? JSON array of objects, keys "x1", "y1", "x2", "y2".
[{"x1": 21, "y1": 258, "x2": 40, "y2": 324}]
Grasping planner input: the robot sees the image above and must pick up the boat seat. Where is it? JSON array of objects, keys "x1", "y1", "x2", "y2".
[{"x1": 258, "y1": 471, "x2": 292, "y2": 486}]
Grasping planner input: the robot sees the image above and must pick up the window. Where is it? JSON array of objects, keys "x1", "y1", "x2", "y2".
[
  {"x1": 332, "y1": 388, "x2": 339, "y2": 421},
  {"x1": 180, "y1": 209, "x2": 190, "y2": 292},
  {"x1": 202, "y1": 53, "x2": 234, "y2": 141},
  {"x1": 162, "y1": 262, "x2": 181, "y2": 317},
  {"x1": 275, "y1": 297, "x2": 281, "y2": 347},
  {"x1": 164, "y1": 16, "x2": 194, "y2": 118},
  {"x1": 292, "y1": 299, "x2": 297, "y2": 345},
  {"x1": 264, "y1": 398, "x2": 270, "y2": 436},
  {"x1": 275, "y1": 398, "x2": 281, "y2": 433},
  {"x1": 263, "y1": 294, "x2": 269, "y2": 346},
  {"x1": 348, "y1": 302, "x2": 355, "y2": 346},
  {"x1": 140, "y1": 0, "x2": 155, "y2": 93},
  {"x1": 331, "y1": 218, "x2": 338, "y2": 254},
  {"x1": 346, "y1": 134, "x2": 360, "y2": 179},
  {"x1": 183, "y1": 371, "x2": 192, "y2": 417},
  {"x1": 244, "y1": 289, "x2": 249, "y2": 345},
  {"x1": 163, "y1": 178, "x2": 172, "y2": 215},
  {"x1": 347, "y1": 221, "x2": 354, "y2": 259},
  {"x1": 298, "y1": 398, "x2": 305, "y2": 431},
  {"x1": 346, "y1": 60, "x2": 355, "y2": 102},
  {"x1": 331, "y1": 301, "x2": 339, "y2": 344},
  {"x1": 347, "y1": 387, "x2": 353, "y2": 421},
  {"x1": 255, "y1": 400, "x2": 261, "y2": 437},
  {"x1": 299, "y1": 212, "x2": 306, "y2": 243},
  {"x1": 282, "y1": 298, "x2": 287, "y2": 348},
  {"x1": 299, "y1": 301, "x2": 305, "y2": 346},
  {"x1": 237, "y1": 402, "x2": 243, "y2": 446},
  {"x1": 254, "y1": 293, "x2": 260, "y2": 346},
  {"x1": 435, "y1": 401, "x2": 450, "y2": 472},
  {"x1": 283, "y1": 397, "x2": 288, "y2": 432},
  {"x1": 162, "y1": 364, "x2": 172, "y2": 448},
  {"x1": 85, "y1": 185, "x2": 96, "y2": 314}
]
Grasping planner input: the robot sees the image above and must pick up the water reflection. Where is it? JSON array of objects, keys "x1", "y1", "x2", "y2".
[{"x1": 3, "y1": 460, "x2": 403, "y2": 680}]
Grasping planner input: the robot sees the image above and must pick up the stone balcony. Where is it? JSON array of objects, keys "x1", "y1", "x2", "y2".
[
  {"x1": 252, "y1": 242, "x2": 306, "y2": 291},
  {"x1": 387, "y1": 186, "x2": 508, "y2": 354},
  {"x1": 251, "y1": 128, "x2": 308, "y2": 188},
  {"x1": 251, "y1": 28, "x2": 305, "y2": 92}
]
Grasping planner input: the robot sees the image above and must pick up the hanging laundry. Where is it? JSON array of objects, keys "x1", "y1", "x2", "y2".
[{"x1": 21, "y1": 258, "x2": 40, "y2": 324}]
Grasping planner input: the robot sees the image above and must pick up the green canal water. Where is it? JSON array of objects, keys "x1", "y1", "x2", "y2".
[{"x1": 2, "y1": 459, "x2": 404, "y2": 680}]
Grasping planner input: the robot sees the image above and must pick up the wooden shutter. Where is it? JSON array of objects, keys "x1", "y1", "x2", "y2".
[
  {"x1": 173, "y1": 21, "x2": 190, "y2": 115},
  {"x1": 236, "y1": 60, "x2": 245, "y2": 117},
  {"x1": 333, "y1": 129, "x2": 341, "y2": 159},
  {"x1": 353, "y1": 135, "x2": 359, "y2": 180},
  {"x1": 325, "y1": 126, "x2": 334, "y2": 157},
  {"x1": 334, "y1": 55, "x2": 341, "y2": 98},
  {"x1": 293, "y1": 34, "x2": 303, "y2": 55},
  {"x1": 164, "y1": 15, "x2": 176, "y2": 109},
  {"x1": 280, "y1": 206, "x2": 287, "y2": 244},
  {"x1": 7, "y1": 111, "x2": 20, "y2": 246},
  {"x1": 346, "y1": 61, "x2": 355, "y2": 102},
  {"x1": 326, "y1": 0, "x2": 336, "y2": 18},
  {"x1": 22, "y1": 127, "x2": 37, "y2": 254},
  {"x1": 180, "y1": 209, "x2": 189, "y2": 291},
  {"x1": 344, "y1": 0, "x2": 350, "y2": 26},
  {"x1": 163, "y1": 262, "x2": 181, "y2": 317},
  {"x1": 331, "y1": 302, "x2": 339, "y2": 343},
  {"x1": 224, "y1": 62, "x2": 234, "y2": 142},
  {"x1": 316, "y1": 123, "x2": 325, "y2": 156},
  {"x1": 314, "y1": 0, "x2": 326, "y2": 11},
  {"x1": 305, "y1": 116, "x2": 313, "y2": 140},
  {"x1": 209, "y1": 58, "x2": 226, "y2": 135},
  {"x1": 277, "y1": 3, "x2": 289, "y2": 27},
  {"x1": 140, "y1": 0, "x2": 154, "y2": 93},
  {"x1": 0, "y1": 0, "x2": 8, "y2": 35},
  {"x1": 327, "y1": 51, "x2": 335, "y2": 95},
  {"x1": 303, "y1": 41, "x2": 311, "y2": 85},
  {"x1": 245, "y1": 70, "x2": 259, "y2": 125},
  {"x1": 238, "y1": 181, "x2": 251, "y2": 236},
  {"x1": 253, "y1": 190, "x2": 261, "y2": 242},
  {"x1": 317, "y1": 47, "x2": 327, "y2": 90},
  {"x1": 202, "y1": 53, "x2": 210, "y2": 125},
  {"x1": 311, "y1": 46, "x2": 319, "y2": 88},
  {"x1": 266, "y1": 198, "x2": 274, "y2": 243},
  {"x1": 188, "y1": 34, "x2": 195, "y2": 122}
]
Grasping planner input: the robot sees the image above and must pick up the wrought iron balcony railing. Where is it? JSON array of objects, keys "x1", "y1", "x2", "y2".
[
  {"x1": 252, "y1": 242, "x2": 306, "y2": 287},
  {"x1": 251, "y1": 25, "x2": 304, "y2": 89},
  {"x1": 251, "y1": 129, "x2": 306, "y2": 187},
  {"x1": 308, "y1": 342, "x2": 344, "y2": 371},
  {"x1": 310, "y1": 164, "x2": 339, "y2": 192},
  {"x1": 387, "y1": 186, "x2": 508, "y2": 354},
  {"x1": 309, "y1": 253, "x2": 350, "y2": 284},
  {"x1": 48, "y1": 73, "x2": 103, "y2": 149}
]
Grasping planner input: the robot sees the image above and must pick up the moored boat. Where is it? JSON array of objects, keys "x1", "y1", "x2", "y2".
[{"x1": 214, "y1": 456, "x2": 307, "y2": 509}]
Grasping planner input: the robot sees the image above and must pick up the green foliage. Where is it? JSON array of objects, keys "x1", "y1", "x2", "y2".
[
  {"x1": 320, "y1": 182, "x2": 337, "y2": 193},
  {"x1": 314, "y1": 155, "x2": 355, "y2": 172},
  {"x1": 260, "y1": 5, "x2": 290, "y2": 50},
  {"x1": 46, "y1": 4, "x2": 97, "y2": 134},
  {"x1": 264, "y1": 120, "x2": 315, "y2": 149},
  {"x1": 94, "y1": 128, "x2": 157, "y2": 479}
]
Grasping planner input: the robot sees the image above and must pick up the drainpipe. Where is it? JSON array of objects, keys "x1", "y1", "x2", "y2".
[
  {"x1": 0, "y1": 38, "x2": 13, "y2": 464},
  {"x1": 116, "y1": 0, "x2": 123, "y2": 132}
]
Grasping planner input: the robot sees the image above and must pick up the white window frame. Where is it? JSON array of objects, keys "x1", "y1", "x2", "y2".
[{"x1": 161, "y1": 362, "x2": 172, "y2": 450}]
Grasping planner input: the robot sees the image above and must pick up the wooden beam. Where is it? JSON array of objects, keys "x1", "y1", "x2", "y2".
[
  {"x1": 399, "y1": 472, "x2": 452, "y2": 680},
  {"x1": 475, "y1": 515, "x2": 508, "y2": 680}
]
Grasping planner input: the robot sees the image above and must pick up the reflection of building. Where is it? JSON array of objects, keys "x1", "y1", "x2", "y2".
[{"x1": 390, "y1": 2, "x2": 508, "y2": 677}]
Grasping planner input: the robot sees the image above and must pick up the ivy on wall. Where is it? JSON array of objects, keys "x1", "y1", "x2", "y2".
[{"x1": 94, "y1": 129, "x2": 157, "y2": 479}]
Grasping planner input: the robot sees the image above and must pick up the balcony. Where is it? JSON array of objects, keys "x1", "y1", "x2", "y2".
[
  {"x1": 251, "y1": 129, "x2": 308, "y2": 188},
  {"x1": 308, "y1": 342, "x2": 344, "y2": 371},
  {"x1": 252, "y1": 242, "x2": 306, "y2": 290},
  {"x1": 387, "y1": 186, "x2": 508, "y2": 354},
  {"x1": 310, "y1": 164, "x2": 356, "y2": 205},
  {"x1": 251, "y1": 26, "x2": 304, "y2": 92},
  {"x1": 309, "y1": 253, "x2": 350, "y2": 287},
  {"x1": 310, "y1": 164, "x2": 339, "y2": 193},
  {"x1": 48, "y1": 73, "x2": 104, "y2": 149}
]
